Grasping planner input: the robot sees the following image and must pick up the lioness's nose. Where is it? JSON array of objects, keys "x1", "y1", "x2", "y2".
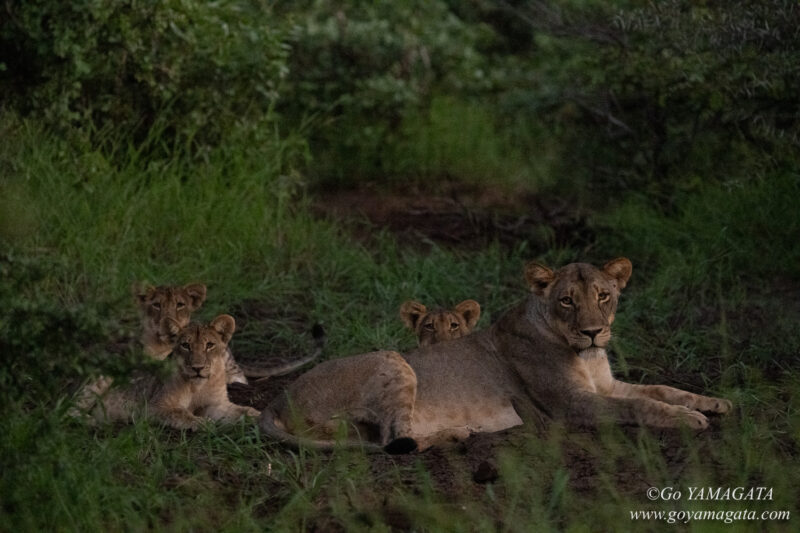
[
  {"x1": 581, "y1": 328, "x2": 602, "y2": 340},
  {"x1": 191, "y1": 365, "x2": 204, "y2": 373}
]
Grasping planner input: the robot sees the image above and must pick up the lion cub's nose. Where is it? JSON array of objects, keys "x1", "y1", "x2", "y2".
[
  {"x1": 580, "y1": 328, "x2": 603, "y2": 340},
  {"x1": 191, "y1": 365, "x2": 205, "y2": 373}
]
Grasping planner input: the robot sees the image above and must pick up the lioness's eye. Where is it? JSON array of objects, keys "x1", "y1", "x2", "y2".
[
  {"x1": 152, "y1": 302, "x2": 161, "y2": 310},
  {"x1": 176, "y1": 301, "x2": 185, "y2": 309},
  {"x1": 598, "y1": 292, "x2": 610, "y2": 302},
  {"x1": 206, "y1": 342, "x2": 215, "y2": 350},
  {"x1": 180, "y1": 342, "x2": 190, "y2": 350},
  {"x1": 423, "y1": 323, "x2": 435, "y2": 331},
  {"x1": 560, "y1": 296, "x2": 574, "y2": 306},
  {"x1": 450, "y1": 322, "x2": 459, "y2": 330}
]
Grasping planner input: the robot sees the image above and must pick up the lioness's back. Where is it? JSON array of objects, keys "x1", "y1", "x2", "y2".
[{"x1": 403, "y1": 331, "x2": 520, "y2": 406}]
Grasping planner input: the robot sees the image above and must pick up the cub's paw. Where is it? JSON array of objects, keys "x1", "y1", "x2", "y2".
[
  {"x1": 701, "y1": 397, "x2": 732, "y2": 415},
  {"x1": 672, "y1": 406, "x2": 709, "y2": 430}
]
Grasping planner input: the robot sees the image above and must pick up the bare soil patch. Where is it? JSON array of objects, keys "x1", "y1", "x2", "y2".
[{"x1": 311, "y1": 181, "x2": 593, "y2": 252}]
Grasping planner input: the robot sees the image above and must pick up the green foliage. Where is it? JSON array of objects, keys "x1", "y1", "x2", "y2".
[
  {"x1": 383, "y1": 96, "x2": 555, "y2": 189},
  {"x1": 276, "y1": 0, "x2": 492, "y2": 182},
  {"x1": 596, "y1": 172, "x2": 800, "y2": 382},
  {"x1": 0, "y1": 0, "x2": 288, "y2": 146},
  {"x1": 490, "y1": 0, "x2": 800, "y2": 196},
  {"x1": 0, "y1": 253, "x2": 111, "y2": 405}
]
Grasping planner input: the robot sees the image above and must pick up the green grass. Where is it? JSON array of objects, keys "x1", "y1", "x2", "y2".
[{"x1": 2, "y1": 112, "x2": 799, "y2": 531}]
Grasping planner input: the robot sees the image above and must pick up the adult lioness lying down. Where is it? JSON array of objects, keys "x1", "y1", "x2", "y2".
[{"x1": 259, "y1": 258, "x2": 732, "y2": 453}]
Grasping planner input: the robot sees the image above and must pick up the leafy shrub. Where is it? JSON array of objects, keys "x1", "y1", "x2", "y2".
[
  {"x1": 0, "y1": 0, "x2": 288, "y2": 147},
  {"x1": 486, "y1": 0, "x2": 800, "y2": 197},
  {"x1": 0, "y1": 252, "x2": 123, "y2": 406},
  {"x1": 275, "y1": 0, "x2": 492, "y2": 182}
]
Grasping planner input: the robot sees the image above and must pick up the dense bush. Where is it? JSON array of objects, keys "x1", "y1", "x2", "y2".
[
  {"x1": 0, "y1": 253, "x2": 130, "y2": 406},
  {"x1": 275, "y1": 0, "x2": 493, "y2": 181},
  {"x1": 483, "y1": 0, "x2": 800, "y2": 196},
  {"x1": 0, "y1": 0, "x2": 288, "y2": 146},
  {"x1": 2, "y1": 0, "x2": 798, "y2": 191}
]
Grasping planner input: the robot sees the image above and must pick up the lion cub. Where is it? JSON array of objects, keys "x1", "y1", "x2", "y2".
[
  {"x1": 134, "y1": 283, "x2": 248, "y2": 385},
  {"x1": 399, "y1": 299, "x2": 481, "y2": 346},
  {"x1": 89, "y1": 315, "x2": 259, "y2": 430}
]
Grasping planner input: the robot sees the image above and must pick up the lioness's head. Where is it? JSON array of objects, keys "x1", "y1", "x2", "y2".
[
  {"x1": 400, "y1": 299, "x2": 481, "y2": 346},
  {"x1": 163, "y1": 315, "x2": 235, "y2": 380},
  {"x1": 524, "y1": 258, "x2": 632, "y2": 351},
  {"x1": 132, "y1": 283, "x2": 207, "y2": 342}
]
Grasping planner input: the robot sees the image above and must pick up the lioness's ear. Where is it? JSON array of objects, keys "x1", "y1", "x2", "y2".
[
  {"x1": 400, "y1": 301, "x2": 427, "y2": 330},
  {"x1": 210, "y1": 314, "x2": 236, "y2": 344},
  {"x1": 454, "y1": 300, "x2": 481, "y2": 329},
  {"x1": 161, "y1": 317, "x2": 182, "y2": 343},
  {"x1": 132, "y1": 282, "x2": 155, "y2": 305},
  {"x1": 183, "y1": 283, "x2": 207, "y2": 311},
  {"x1": 603, "y1": 257, "x2": 633, "y2": 289},
  {"x1": 524, "y1": 262, "x2": 555, "y2": 295}
]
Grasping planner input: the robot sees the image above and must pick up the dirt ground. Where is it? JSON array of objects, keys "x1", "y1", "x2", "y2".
[{"x1": 310, "y1": 180, "x2": 594, "y2": 252}]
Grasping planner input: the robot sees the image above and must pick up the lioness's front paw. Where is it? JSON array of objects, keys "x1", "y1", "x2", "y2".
[{"x1": 672, "y1": 406, "x2": 709, "y2": 430}]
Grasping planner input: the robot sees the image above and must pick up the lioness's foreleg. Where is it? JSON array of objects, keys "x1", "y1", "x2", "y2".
[
  {"x1": 609, "y1": 382, "x2": 732, "y2": 414},
  {"x1": 566, "y1": 391, "x2": 709, "y2": 430}
]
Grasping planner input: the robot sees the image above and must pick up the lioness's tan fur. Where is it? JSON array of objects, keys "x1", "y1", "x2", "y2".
[
  {"x1": 89, "y1": 315, "x2": 259, "y2": 430},
  {"x1": 259, "y1": 258, "x2": 731, "y2": 452},
  {"x1": 400, "y1": 299, "x2": 481, "y2": 346}
]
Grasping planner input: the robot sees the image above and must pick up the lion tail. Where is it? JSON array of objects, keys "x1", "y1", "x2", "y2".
[{"x1": 243, "y1": 323, "x2": 326, "y2": 380}]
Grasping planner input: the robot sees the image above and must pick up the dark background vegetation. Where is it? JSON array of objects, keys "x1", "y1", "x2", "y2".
[{"x1": 1, "y1": 1, "x2": 799, "y2": 530}]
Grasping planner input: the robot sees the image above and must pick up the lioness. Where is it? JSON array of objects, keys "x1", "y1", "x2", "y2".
[
  {"x1": 89, "y1": 315, "x2": 259, "y2": 430},
  {"x1": 400, "y1": 299, "x2": 481, "y2": 346},
  {"x1": 259, "y1": 258, "x2": 732, "y2": 453}
]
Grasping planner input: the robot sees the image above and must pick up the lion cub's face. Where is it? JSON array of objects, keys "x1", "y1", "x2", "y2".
[
  {"x1": 525, "y1": 258, "x2": 632, "y2": 351},
  {"x1": 133, "y1": 283, "x2": 207, "y2": 342},
  {"x1": 400, "y1": 300, "x2": 481, "y2": 346},
  {"x1": 165, "y1": 315, "x2": 235, "y2": 380}
]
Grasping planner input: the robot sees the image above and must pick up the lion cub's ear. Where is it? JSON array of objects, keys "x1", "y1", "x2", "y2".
[
  {"x1": 161, "y1": 317, "x2": 182, "y2": 343},
  {"x1": 210, "y1": 314, "x2": 236, "y2": 344},
  {"x1": 132, "y1": 282, "x2": 155, "y2": 305},
  {"x1": 182, "y1": 283, "x2": 207, "y2": 311},
  {"x1": 524, "y1": 262, "x2": 555, "y2": 295},
  {"x1": 400, "y1": 301, "x2": 427, "y2": 330},
  {"x1": 454, "y1": 299, "x2": 481, "y2": 330},
  {"x1": 603, "y1": 257, "x2": 633, "y2": 289}
]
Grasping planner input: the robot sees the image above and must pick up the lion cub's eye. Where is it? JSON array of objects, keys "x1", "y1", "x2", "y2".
[
  {"x1": 176, "y1": 301, "x2": 185, "y2": 309},
  {"x1": 206, "y1": 342, "x2": 215, "y2": 350},
  {"x1": 423, "y1": 323, "x2": 435, "y2": 331},
  {"x1": 450, "y1": 322, "x2": 459, "y2": 330},
  {"x1": 151, "y1": 302, "x2": 161, "y2": 310},
  {"x1": 560, "y1": 296, "x2": 574, "y2": 306},
  {"x1": 180, "y1": 342, "x2": 190, "y2": 350},
  {"x1": 598, "y1": 292, "x2": 610, "y2": 303}
]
